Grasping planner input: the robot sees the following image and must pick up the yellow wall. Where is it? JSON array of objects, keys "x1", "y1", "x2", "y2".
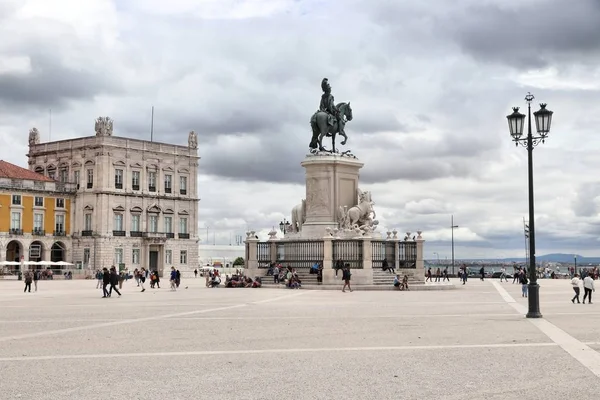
[
  {"x1": 22, "y1": 195, "x2": 33, "y2": 233},
  {"x1": 45, "y1": 197, "x2": 55, "y2": 234},
  {"x1": 65, "y1": 198, "x2": 71, "y2": 234},
  {"x1": 0, "y1": 194, "x2": 9, "y2": 232}
]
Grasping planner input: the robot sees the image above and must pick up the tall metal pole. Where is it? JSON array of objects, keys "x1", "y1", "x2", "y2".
[
  {"x1": 526, "y1": 97, "x2": 541, "y2": 318},
  {"x1": 150, "y1": 106, "x2": 154, "y2": 142},
  {"x1": 451, "y1": 215, "x2": 458, "y2": 275}
]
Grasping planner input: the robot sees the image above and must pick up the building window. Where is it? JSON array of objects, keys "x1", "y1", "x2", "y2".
[
  {"x1": 180, "y1": 250, "x2": 187, "y2": 264},
  {"x1": 74, "y1": 170, "x2": 80, "y2": 185},
  {"x1": 47, "y1": 168, "x2": 56, "y2": 180},
  {"x1": 87, "y1": 169, "x2": 94, "y2": 188},
  {"x1": 179, "y1": 218, "x2": 188, "y2": 234},
  {"x1": 164, "y1": 217, "x2": 172, "y2": 233},
  {"x1": 132, "y1": 249, "x2": 140, "y2": 264},
  {"x1": 12, "y1": 195, "x2": 21, "y2": 205},
  {"x1": 165, "y1": 250, "x2": 172, "y2": 265},
  {"x1": 149, "y1": 215, "x2": 158, "y2": 233},
  {"x1": 131, "y1": 214, "x2": 140, "y2": 232},
  {"x1": 84, "y1": 214, "x2": 92, "y2": 231},
  {"x1": 83, "y1": 248, "x2": 90, "y2": 265},
  {"x1": 148, "y1": 171, "x2": 156, "y2": 192},
  {"x1": 56, "y1": 198, "x2": 65, "y2": 208},
  {"x1": 114, "y1": 214, "x2": 123, "y2": 231},
  {"x1": 59, "y1": 168, "x2": 68, "y2": 183},
  {"x1": 164, "y1": 174, "x2": 172, "y2": 193},
  {"x1": 114, "y1": 248, "x2": 123, "y2": 265},
  {"x1": 34, "y1": 214, "x2": 44, "y2": 231},
  {"x1": 132, "y1": 171, "x2": 140, "y2": 190},
  {"x1": 11, "y1": 212, "x2": 21, "y2": 229},
  {"x1": 34, "y1": 196, "x2": 44, "y2": 207},
  {"x1": 55, "y1": 214, "x2": 65, "y2": 233},
  {"x1": 180, "y1": 176, "x2": 187, "y2": 195},
  {"x1": 115, "y1": 169, "x2": 123, "y2": 189}
]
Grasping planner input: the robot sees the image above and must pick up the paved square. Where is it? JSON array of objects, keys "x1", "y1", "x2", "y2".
[{"x1": 1, "y1": 278, "x2": 600, "y2": 399}]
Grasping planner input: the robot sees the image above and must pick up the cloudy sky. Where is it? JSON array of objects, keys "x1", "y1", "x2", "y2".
[{"x1": 1, "y1": 0, "x2": 600, "y2": 259}]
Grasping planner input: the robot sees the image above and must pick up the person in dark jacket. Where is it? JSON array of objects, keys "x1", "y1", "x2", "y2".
[
  {"x1": 102, "y1": 268, "x2": 111, "y2": 298},
  {"x1": 109, "y1": 267, "x2": 121, "y2": 297}
]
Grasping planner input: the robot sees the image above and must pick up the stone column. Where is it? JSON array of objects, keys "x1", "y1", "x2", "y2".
[
  {"x1": 362, "y1": 237, "x2": 372, "y2": 270},
  {"x1": 268, "y1": 230, "x2": 278, "y2": 264},
  {"x1": 321, "y1": 235, "x2": 335, "y2": 285},
  {"x1": 415, "y1": 231, "x2": 425, "y2": 283},
  {"x1": 245, "y1": 232, "x2": 259, "y2": 277}
]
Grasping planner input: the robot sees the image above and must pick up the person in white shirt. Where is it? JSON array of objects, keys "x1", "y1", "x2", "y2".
[
  {"x1": 571, "y1": 274, "x2": 581, "y2": 304},
  {"x1": 583, "y1": 275, "x2": 595, "y2": 304},
  {"x1": 500, "y1": 267, "x2": 507, "y2": 282}
]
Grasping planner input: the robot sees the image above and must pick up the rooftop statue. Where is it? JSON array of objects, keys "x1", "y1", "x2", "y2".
[
  {"x1": 95, "y1": 117, "x2": 113, "y2": 137},
  {"x1": 309, "y1": 78, "x2": 353, "y2": 153}
]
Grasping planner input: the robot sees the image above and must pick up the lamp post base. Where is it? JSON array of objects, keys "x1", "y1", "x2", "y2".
[{"x1": 526, "y1": 283, "x2": 542, "y2": 318}]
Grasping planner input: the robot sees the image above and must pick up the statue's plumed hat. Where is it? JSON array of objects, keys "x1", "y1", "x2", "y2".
[{"x1": 321, "y1": 78, "x2": 329, "y2": 92}]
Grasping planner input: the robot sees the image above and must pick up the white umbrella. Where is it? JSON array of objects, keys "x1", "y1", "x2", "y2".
[{"x1": 54, "y1": 261, "x2": 74, "y2": 266}]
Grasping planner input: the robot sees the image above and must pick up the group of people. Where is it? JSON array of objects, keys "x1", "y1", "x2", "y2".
[
  {"x1": 425, "y1": 267, "x2": 451, "y2": 283},
  {"x1": 224, "y1": 275, "x2": 262, "y2": 288},
  {"x1": 269, "y1": 264, "x2": 303, "y2": 288},
  {"x1": 393, "y1": 275, "x2": 409, "y2": 291},
  {"x1": 571, "y1": 273, "x2": 596, "y2": 304}
]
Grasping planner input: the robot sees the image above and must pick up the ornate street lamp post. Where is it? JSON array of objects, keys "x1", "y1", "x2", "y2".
[
  {"x1": 279, "y1": 218, "x2": 291, "y2": 234},
  {"x1": 451, "y1": 215, "x2": 458, "y2": 276},
  {"x1": 506, "y1": 92, "x2": 553, "y2": 318}
]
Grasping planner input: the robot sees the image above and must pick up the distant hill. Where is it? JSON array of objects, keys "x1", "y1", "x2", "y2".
[{"x1": 441, "y1": 254, "x2": 600, "y2": 264}]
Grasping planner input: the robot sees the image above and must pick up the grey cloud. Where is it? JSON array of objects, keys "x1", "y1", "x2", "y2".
[
  {"x1": 0, "y1": 51, "x2": 119, "y2": 110},
  {"x1": 443, "y1": 0, "x2": 600, "y2": 68}
]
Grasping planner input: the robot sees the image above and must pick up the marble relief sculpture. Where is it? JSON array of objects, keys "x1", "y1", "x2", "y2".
[
  {"x1": 291, "y1": 199, "x2": 306, "y2": 232},
  {"x1": 188, "y1": 131, "x2": 198, "y2": 149},
  {"x1": 338, "y1": 188, "x2": 378, "y2": 234}
]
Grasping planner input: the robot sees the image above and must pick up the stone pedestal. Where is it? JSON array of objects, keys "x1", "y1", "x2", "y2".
[{"x1": 300, "y1": 154, "x2": 363, "y2": 238}]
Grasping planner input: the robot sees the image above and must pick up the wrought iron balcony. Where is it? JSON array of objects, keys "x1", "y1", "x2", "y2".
[
  {"x1": 112, "y1": 230, "x2": 126, "y2": 237},
  {"x1": 130, "y1": 231, "x2": 143, "y2": 237},
  {"x1": 178, "y1": 233, "x2": 190, "y2": 239},
  {"x1": 87, "y1": 182, "x2": 93, "y2": 189},
  {"x1": 180, "y1": 189, "x2": 187, "y2": 195},
  {"x1": 115, "y1": 183, "x2": 123, "y2": 189},
  {"x1": 32, "y1": 229, "x2": 46, "y2": 236},
  {"x1": 165, "y1": 187, "x2": 172, "y2": 193},
  {"x1": 132, "y1": 184, "x2": 140, "y2": 191},
  {"x1": 81, "y1": 230, "x2": 93, "y2": 237},
  {"x1": 149, "y1": 186, "x2": 156, "y2": 192},
  {"x1": 9, "y1": 228, "x2": 23, "y2": 235},
  {"x1": 166, "y1": 232, "x2": 175, "y2": 239},
  {"x1": 53, "y1": 230, "x2": 66, "y2": 237}
]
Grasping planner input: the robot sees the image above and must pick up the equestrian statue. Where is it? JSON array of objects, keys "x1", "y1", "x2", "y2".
[{"x1": 309, "y1": 78, "x2": 353, "y2": 153}]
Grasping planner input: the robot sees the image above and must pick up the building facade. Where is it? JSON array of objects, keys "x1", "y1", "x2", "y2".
[
  {"x1": 0, "y1": 160, "x2": 75, "y2": 267},
  {"x1": 25, "y1": 119, "x2": 200, "y2": 276}
]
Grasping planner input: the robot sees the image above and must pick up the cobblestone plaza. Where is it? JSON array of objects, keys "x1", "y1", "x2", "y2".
[{"x1": 1, "y1": 279, "x2": 600, "y2": 399}]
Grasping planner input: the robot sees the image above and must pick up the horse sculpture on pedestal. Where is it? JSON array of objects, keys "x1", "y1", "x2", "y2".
[{"x1": 309, "y1": 102, "x2": 353, "y2": 153}]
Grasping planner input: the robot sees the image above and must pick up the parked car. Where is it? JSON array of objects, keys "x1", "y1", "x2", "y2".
[{"x1": 491, "y1": 272, "x2": 514, "y2": 279}]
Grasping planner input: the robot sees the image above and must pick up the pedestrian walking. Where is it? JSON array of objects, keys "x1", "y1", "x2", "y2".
[
  {"x1": 139, "y1": 267, "x2": 146, "y2": 292},
  {"x1": 571, "y1": 274, "x2": 581, "y2": 304},
  {"x1": 23, "y1": 271, "x2": 33, "y2": 293},
  {"x1": 425, "y1": 268, "x2": 432, "y2": 282},
  {"x1": 194, "y1": 269, "x2": 198, "y2": 278},
  {"x1": 108, "y1": 267, "x2": 121, "y2": 297},
  {"x1": 583, "y1": 275, "x2": 595, "y2": 304},
  {"x1": 479, "y1": 267, "x2": 485, "y2": 281},
  {"x1": 102, "y1": 267, "x2": 110, "y2": 298},
  {"x1": 170, "y1": 267, "x2": 177, "y2": 290},
  {"x1": 520, "y1": 273, "x2": 528, "y2": 298},
  {"x1": 442, "y1": 267, "x2": 449, "y2": 282},
  {"x1": 33, "y1": 269, "x2": 39, "y2": 292},
  {"x1": 273, "y1": 264, "x2": 280, "y2": 284},
  {"x1": 96, "y1": 270, "x2": 103, "y2": 289},
  {"x1": 342, "y1": 266, "x2": 353, "y2": 292},
  {"x1": 499, "y1": 267, "x2": 507, "y2": 282},
  {"x1": 435, "y1": 268, "x2": 441, "y2": 282}
]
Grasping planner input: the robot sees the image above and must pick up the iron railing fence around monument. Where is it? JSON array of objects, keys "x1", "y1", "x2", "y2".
[
  {"x1": 372, "y1": 241, "x2": 396, "y2": 269},
  {"x1": 276, "y1": 241, "x2": 324, "y2": 269},
  {"x1": 333, "y1": 240, "x2": 363, "y2": 269},
  {"x1": 257, "y1": 242, "x2": 271, "y2": 267},
  {"x1": 399, "y1": 241, "x2": 417, "y2": 268}
]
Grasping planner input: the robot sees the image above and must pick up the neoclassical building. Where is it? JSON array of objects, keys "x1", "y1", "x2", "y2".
[
  {"x1": 24, "y1": 118, "x2": 199, "y2": 275},
  {"x1": 0, "y1": 160, "x2": 75, "y2": 266}
]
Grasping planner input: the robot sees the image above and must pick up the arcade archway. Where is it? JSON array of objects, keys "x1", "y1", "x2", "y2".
[
  {"x1": 6, "y1": 240, "x2": 22, "y2": 263},
  {"x1": 50, "y1": 241, "x2": 66, "y2": 263}
]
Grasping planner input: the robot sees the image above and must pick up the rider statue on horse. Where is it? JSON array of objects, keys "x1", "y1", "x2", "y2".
[{"x1": 309, "y1": 78, "x2": 353, "y2": 153}]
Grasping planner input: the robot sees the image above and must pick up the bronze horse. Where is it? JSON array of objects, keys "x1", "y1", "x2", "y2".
[{"x1": 309, "y1": 102, "x2": 353, "y2": 153}]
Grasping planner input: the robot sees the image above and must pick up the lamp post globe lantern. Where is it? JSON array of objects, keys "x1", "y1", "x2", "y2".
[
  {"x1": 506, "y1": 107, "x2": 525, "y2": 141},
  {"x1": 506, "y1": 92, "x2": 553, "y2": 319},
  {"x1": 279, "y1": 219, "x2": 291, "y2": 234},
  {"x1": 533, "y1": 103, "x2": 553, "y2": 136}
]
